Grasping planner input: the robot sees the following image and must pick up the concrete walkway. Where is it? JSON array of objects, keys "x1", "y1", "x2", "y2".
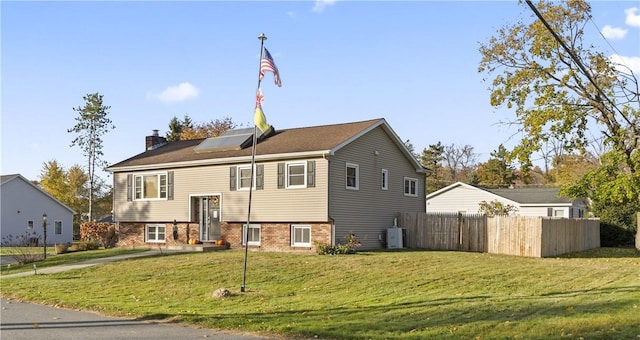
[{"x1": 0, "y1": 249, "x2": 165, "y2": 279}]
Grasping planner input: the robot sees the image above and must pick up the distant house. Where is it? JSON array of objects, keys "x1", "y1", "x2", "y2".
[
  {"x1": 426, "y1": 182, "x2": 586, "y2": 217},
  {"x1": 106, "y1": 118, "x2": 427, "y2": 251},
  {"x1": 0, "y1": 174, "x2": 75, "y2": 245}
]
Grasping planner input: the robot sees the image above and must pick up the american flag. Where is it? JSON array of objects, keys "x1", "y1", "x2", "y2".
[{"x1": 259, "y1": 47, "x2": 282, "y2": 87}]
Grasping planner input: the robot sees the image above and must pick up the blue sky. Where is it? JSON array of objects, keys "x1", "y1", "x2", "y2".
[{"x1": 2, "y1": 1, "x2": 639, "y2": 182}]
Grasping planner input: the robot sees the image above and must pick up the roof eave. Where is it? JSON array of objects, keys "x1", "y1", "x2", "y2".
[{"x1": 107, "y1": 150, "x2": 333, "y2": 173}]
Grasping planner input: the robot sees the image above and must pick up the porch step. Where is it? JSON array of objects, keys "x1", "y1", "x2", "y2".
[{"x1": 166, "y1": 243, "x2": 229, "y2": 252}]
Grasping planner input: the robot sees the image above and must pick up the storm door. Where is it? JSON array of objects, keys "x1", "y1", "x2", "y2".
[{"x1": 199, "y1": 195, "x2": 221, "y2": 241}]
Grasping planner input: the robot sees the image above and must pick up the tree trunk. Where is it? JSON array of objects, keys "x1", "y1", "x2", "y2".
[{"x1": 636, "y1": 212, "x2": 640, "y2": 252}]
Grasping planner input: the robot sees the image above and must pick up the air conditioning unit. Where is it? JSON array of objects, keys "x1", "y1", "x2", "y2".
[{"x1": 387, "y1": 227, "x2": 403, "y2": 249}]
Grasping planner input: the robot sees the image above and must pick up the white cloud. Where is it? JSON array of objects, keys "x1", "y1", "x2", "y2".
[
  {"x1": 600, "y1": 25, "x2": 627, "y2": 39},
  {"x1": 625, "y1": 7, "x2": 640, "y2": 27},
  {"x1": 609, "y1": 54, "x2": 640, "y2": 74},
  {"x1": 312, "y1": 0, "x2": 337, "y2": 13},
  {"x1": 149, "y1": 82, "x2": 199, "y2": 103}
]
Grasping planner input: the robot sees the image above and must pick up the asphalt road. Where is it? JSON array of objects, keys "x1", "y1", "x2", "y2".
[{"x1": 0, "y1": 298, "x2": 278, "y2": 340}]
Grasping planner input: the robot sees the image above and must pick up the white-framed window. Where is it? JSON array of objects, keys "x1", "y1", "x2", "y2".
[
  {"x1": 134, "y1": 172, "x2": 167, "y2": 200},
  {"x1": 54, "y1": 221, "x2": 62, "y2": 235},
  {"x1": 27, "y1": 220, "x2": 34, "y2": 229},
  {"x1": 553, "y1": 209, "x2": 564, "y2": 217},
  {"x1": 346, "y1": 163, "x2": 359, "y2": 190},
  {"x1": 237, "y1": 165, "x2": 255, "y2": 190},
  {"x1": 291, "y1": 224, "x2": 311, "y2": 247},
  {"x1": 146, "y1": 224, "x2": 166, "y2": 243},
  {"x1": 286, "y1": 161, "x2": 307, "y2": 188},
  {"x1": 381, "y1": 169, "x2": 389, "y2": 190},
  {"x1": 242, "y1": 224, "x2": 261, "y2": 246},
  {"x1": 404, "y1": 177, "x2": 418, "y2": 197}
]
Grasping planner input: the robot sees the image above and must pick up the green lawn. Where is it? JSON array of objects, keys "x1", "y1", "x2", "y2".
[{"x1": 1, "y1": 248, "x2": 638, "y2": 339}]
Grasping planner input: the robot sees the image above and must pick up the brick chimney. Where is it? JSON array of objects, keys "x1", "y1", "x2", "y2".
[{"x1": 146, "y1": 129, "x2": 167, "y2": 150}]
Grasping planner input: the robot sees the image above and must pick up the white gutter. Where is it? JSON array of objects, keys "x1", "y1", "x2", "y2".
[{"x1": 106, "y1": 150, "x2": 333, "y2": 173}]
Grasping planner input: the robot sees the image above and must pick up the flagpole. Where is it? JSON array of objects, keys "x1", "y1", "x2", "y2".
[{"x1": 241, "y1": 33, "x2": 267, "y2": 293}]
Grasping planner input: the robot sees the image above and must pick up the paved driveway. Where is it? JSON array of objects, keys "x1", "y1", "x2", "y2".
[{"x1": 0, "y1": 298, "x2": 278, "y2": 340}]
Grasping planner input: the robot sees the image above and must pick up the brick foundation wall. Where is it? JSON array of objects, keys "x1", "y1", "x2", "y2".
[
  {"x1": 117, "y1": 222, "x2": 200, "y2": 247},
  {"x1": 223, "y1": 222, "x2": 332, "y2": 252},
  {"x1": 117, "y1": 221, "x2": 332, "y2": 252}
]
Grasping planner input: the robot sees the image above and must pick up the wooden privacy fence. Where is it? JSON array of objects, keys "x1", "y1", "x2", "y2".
[{"x1": 398, "y1": 212, "x2": 600, "y2": 257}]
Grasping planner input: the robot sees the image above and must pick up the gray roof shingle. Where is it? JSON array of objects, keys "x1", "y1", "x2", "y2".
[{"x1": 485, "y1": 187, "x2": 571, "y2": 204}]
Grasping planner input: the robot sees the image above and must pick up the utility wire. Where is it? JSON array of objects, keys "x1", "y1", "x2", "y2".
[{"x1": 524, "y1": 0, "x2": 625, "y2": 117}]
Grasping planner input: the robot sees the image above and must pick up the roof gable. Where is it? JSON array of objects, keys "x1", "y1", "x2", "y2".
[{"x1": 1, "y1": 174, "x2": 75, "y2": 214}]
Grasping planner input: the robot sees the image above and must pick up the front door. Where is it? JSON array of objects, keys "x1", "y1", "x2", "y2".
[{"x1": 199, "y1": 195, "x2": 221, "y2": 241}]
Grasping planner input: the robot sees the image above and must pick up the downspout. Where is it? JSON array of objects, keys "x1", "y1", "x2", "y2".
[{"x1": 324, "y1": 152, "x2": 335, "y2": 246}]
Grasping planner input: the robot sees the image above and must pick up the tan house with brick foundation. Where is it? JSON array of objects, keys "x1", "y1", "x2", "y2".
[{"x1": 107, "y1": 118, "x2": 427, "y2": 251}]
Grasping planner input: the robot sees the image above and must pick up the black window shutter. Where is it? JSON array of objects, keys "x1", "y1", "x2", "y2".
[
  {"x1": 127, "y1": 174, "x2": 133, "y2": 201},
  {"x1": 277, "y1": 163, "x2": 285, "y2": 189},
  {"x1": 307, "y1": 160, "x2": 316, "y2": 188},
  {"x1": 167, "y1": 171, "x2": 174, "y2": 200},
  {"x1": 256, "y1": 164, "x2": 264, "y2": 190},
  {"x1": 230, "y1": 166, "x2": 237, "y2": 191},
  {"x1": 547, "y1": 208, "x2": 553, "y2": 216}
]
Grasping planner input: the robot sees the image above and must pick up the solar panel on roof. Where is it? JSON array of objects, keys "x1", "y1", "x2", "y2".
[
  {"x1": 194, "y1": 133, "x2": 253, "y2": 153},
  {"x1": 193, "y1": 126, "x2": 276, "y2": 153},
  {"x1": 221, "y1": 128, "x2": 255, "y2": 137}
]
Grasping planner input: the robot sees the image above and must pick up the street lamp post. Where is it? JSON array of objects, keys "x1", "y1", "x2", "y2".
[{"x1": 42, "y1": 213, "x2": 47, "y2": 260}]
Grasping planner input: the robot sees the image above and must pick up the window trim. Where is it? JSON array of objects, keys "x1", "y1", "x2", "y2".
[
  {"x1": 404, "y1": 177, "x2": 418, "y2": 197},
  {"x1": 286, "y1": 161, "x2": 307, "y2": 189},
  {"x1": 291, "y1": 224, "x2": 312, "y2": 247},
  {"x1": 237, "y1": 164, "x2": 256, "y2": 191},
  {"x1": 381, "y1": 169, "x2": 389, "y2": 190},
  {"x1": 54, "y1": 220, "x2": 63, "y2": 235},
  {"x1": 145, "y1": 224, "x2": 166, "y2": 243},
  {"x1": 242, "y1": 223, "x2": 261, "y2": 246},
  {"x1": 346, "y1": 163, "x2": 359, "y2": 190},
  {"x1": 134, "y1": 172, "x2": 168, "y2": 201}
]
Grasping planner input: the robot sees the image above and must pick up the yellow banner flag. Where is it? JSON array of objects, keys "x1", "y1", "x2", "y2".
[{"x1": 254, "y1": 104, "x2": 270, "y2": 133}]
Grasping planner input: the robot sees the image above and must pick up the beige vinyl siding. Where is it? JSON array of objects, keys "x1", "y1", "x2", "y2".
[
  {"x1": 225, "y1": 159, "x2": 328, "y2": 222},
  {"x1": 113, "y1": 158, "x2": 328, "y2": 223},
  {"x1": 329, "y1": 126, "x2": 426, "y2": 249}
]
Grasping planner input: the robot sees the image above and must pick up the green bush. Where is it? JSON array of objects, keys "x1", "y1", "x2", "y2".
[
  {"x1": 79, "y1": 240, "x2": 100, "y2": 251},
  {"x1": 600, "y1": 222, "x2": 635, "y2": 247},
  {"x1": 315, "y1": 233, "x2": 361, "y2": 255}
]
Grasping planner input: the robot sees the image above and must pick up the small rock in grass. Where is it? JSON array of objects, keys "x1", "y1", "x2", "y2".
[{"x1": 212, "y1": 288, "x2": 231, "y2": 298}]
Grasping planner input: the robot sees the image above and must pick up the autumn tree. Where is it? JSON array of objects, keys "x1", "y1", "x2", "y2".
[
  {"x1": 40, "y1": 161, "x2": 91, "y2": 237},
  {"x1": 549, "y1": 153, "x2": 599, "y2": 186},
  {"x1": 479, "y1": 0, "x2": 640, "y2": 249},
  {"x1": 68, "y1": 92, "x2": 115, "y2": 222},
  {"x1": 169, "y1": 115, "x2": 237, "y2": 140},
  {"x1": 39, "y1": 160, "x2": 68, "y2": 201}
]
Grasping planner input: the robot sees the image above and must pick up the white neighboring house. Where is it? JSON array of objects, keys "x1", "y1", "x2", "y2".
[
  {"x1": 426, "y1": 182, "x2": 586, "y2": 218},
  {"x1": 1, "y1": 174, "x2": 75, "y2": 245}
]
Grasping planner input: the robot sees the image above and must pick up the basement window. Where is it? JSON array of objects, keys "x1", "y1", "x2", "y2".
[
  {"x1": 291, "y1": 224, "x2": 311, "y2": 247},
  {"x1": 146, "y1": 224, "x2": 166, "y2": 243}
]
